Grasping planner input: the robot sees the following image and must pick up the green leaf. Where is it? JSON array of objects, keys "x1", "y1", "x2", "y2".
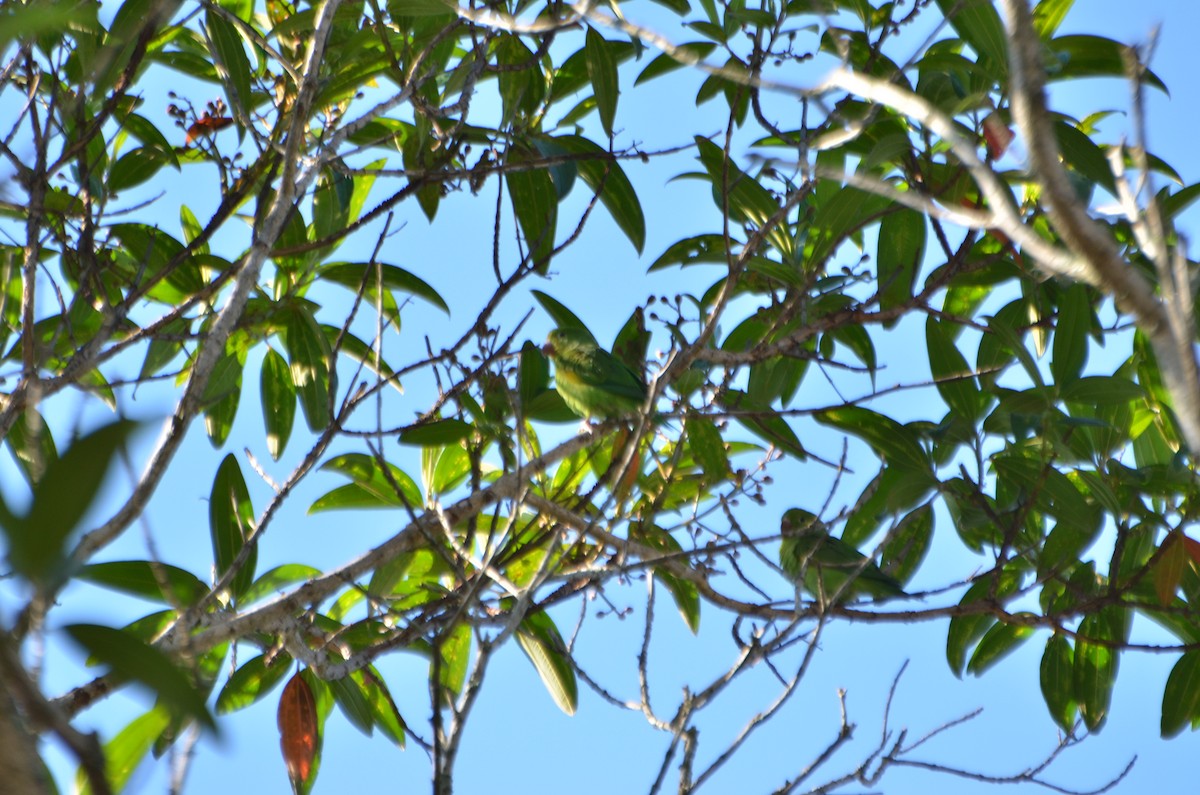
[
  {"x1": 1040, "y1": 634, "x2": 1077, "y2": 733},
  {"x1": 507, "y1": 148, "x2": 558, "y2": 273},
  {"x1": 1162, "y1": 651, "x2": 1200, "y2": 738},
  {"x1": 935, "y1": 0, "x2": 1007, "y2": 76},
  {"x1": 1074, "y1": 609, "x2": 1124, "y2": 732},
  {"x1": 330, "y1": 675, "x2": 376, "y2": 737},
  {"x1": 816, "y1": 406, "x2": 931, "y2": 473},
  {"x1": 529, "y1": 135, "x2": 578, "y2": 200},
  {"x1": 320, "y1": 261, "x2": 449, "y2": 314},
  {"x1": 78, "y1": 560, "x2": 209, "y2": 606},
  {"x1": 6, "y1": 420, "x2": 138, "y2": 586},
  {"x1": 718, "y1": 389, "x2": 806, "y2": 460},
  {"x1": 635, "y1": 43, "x2": 717, "y2": 85},
  {"x1": 209, "y1": 453, "x2": 257, "y2": 600},
  {"x1": 516, "y1": 610, "x2": 579, "y2": 715},
  {"x1": 356, "y1": 668, "x2": 406, "y2": 747},
  {"x1": 437, "y1": 623, "x2": 471, "y2": 697},
  {"x1": 881, "y1": 504, "x2": 933, "y2": 585},
  {"x1": 877, "y1": 208, "x2": 926, "y2": 315},
  {"x1": 967, "y1": 622, "x2": 1033, "y2": 676},
  {"x1": 206, "y1": 7, "x2": 252, "y2": 119},
  {"x1": 312, "y1": 165, "x2": 355, "y2": 245},
  {"x1": 77, "y1": 708, "x2": 172, "y2": 795},
  {"x1": 1055, "y1": 122, "x2": 1116, "y2": 193},
  {"x1": 633, "y1": 524, "x2": 701, "y2": 633},
  {"x1": 807, "y1": 187, "x2": 891, "y2": 269},
  {"x1": 585, "y1": 27, "x2": 618, "y2": 138},
  {"x1": 496, "y1": 35, "x2": 544, "y2": 124},
  {"x1": 139, "y1": 316, "x2": 190, "y2": 381},
  {"x1": 399, "y1": 419, "x2": 473, "y2": 447},
  {"x1": 1060, "y1": 376, "x2": 1144, "y2": 405},
  {"x1": 66, "y1": 624, "x2": 215, "y2": 729},
  {"x1": 519, "y1": 340, "x2": 551, "y2": 406},
  {"x1": 311, "y1": 453, "x2": 422, "y2": 511},
  {"x1": 113, "y1": 224, "x2": 205, "y2": 305},
  {"x1": 686, "y1": 414, "x2": 730, "y2": 481},
  {"x1": 1032, "y1": 0, "x2": 1074, "y2": 38},
  {"x1": 694, "y1": 137, "x2": 792, "y2": 260},
  {"x1": 1051, "y1": 282, "x2": 1090, "y2": 385},
  {"x1": 611, "y1": 306, "x2": 650, "y2": 373},
  {"x1": 531, "y1": 290, "x2": 590, "y2": 336},
  {"x1": 285, "y1": 305, "x2": 335, "y2": 432},
  {"x1": 843, "y1": 466, "x2": 935, "y2": 546},
  {"x1": 3, "y1": 406, "x2": 57, "y2": 485},
  {"x1": 0, "y1": 1, "x2": 81, "y2": 45},
  {"x1": 947, "y1": 570, "x2": 1023, "y2": 675},
  {"x1": 829, "y1": 325, "x2": 875, "y2": 384},
  {"x1": 648, "y1": 233, "x2": 728, "y2": 271},
  {"x1": 926, "y1": 318, "x2": 984, "y2": 422},
  {"x1": 993, "y1": 455, "x2": 1098, "y2": 539},
  {"x1": 982, "y1": 305, "x2": 1045, "y2": 388},
  {"x1": 389, "y1": 0, "x2": 451, "y2": 15},
  {"x1": 261, "y1": 348, "x2": 296, "y2": 461},
  {"x1": 424, "y1": 443, "x2": 472, "y2": 498},
  {"x1": 202, "y1": 337, "x2": 247, "y2": 448},
  {"x1": 548, "y1": 135, "x2": 646, "y2": 254},
  {"x1": 1161, "y1": 182, "x2": 1200, "y2": 220},
  {"x1": 239, "y1": 563, "x2": 321, "y2": 606},
  {"x1": 216, "y1": 653, "x2": 293, "y2": 714},
  {"x1": 108, "y1": 146, "x2": 175, "y2": 193},
  {"x1": 1048, "y1": 35, "x2": 1167, "y2": 93}
]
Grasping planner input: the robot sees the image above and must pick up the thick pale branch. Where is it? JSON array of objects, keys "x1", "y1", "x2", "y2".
[{"x1": 1001, "y1": 0, "x2": 1200, "y2": 452}]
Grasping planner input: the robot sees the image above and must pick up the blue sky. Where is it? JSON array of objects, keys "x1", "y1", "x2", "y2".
[{"x1": 7, "y1": 0, "x2": 1200, "y2": 792}]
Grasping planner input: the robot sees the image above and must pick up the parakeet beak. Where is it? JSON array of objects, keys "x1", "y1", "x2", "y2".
[{"x1": 542, "y1": 342, "x2": 556, "y2": 357}]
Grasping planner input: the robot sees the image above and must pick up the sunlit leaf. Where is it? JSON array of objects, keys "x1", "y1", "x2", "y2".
[{"x1": 516, "y1": 610, "x2": 578, "y2": 715}]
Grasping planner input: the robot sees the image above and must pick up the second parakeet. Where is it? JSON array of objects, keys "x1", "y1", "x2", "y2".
[
  {"x1": 543, "y1": 327, "x2": 648, "y2": 420},
  {"x1": 779, "y1": 508, "x2": 905, "y2": 603}
]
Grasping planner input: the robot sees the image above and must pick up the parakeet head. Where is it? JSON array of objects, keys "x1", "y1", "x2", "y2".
[
  {"x1": 781, "y1": 509, "x2": 824, "y2": 538},
  {"x1": 543, "y1": 326, "x2": 596, "y2": 359}
]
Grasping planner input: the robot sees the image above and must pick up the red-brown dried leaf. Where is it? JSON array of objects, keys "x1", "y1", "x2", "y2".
[
  {"x1": 1181, "y1": 534, "x2": 1200, "y2": 567},
  {"x1": 982, "y1": 112, "x2": 1014, "y2": 160},
  {"x1": 185, "y1": 116, "x2": 233, "y2": 145},
  {"x1": 278, "y1": 671, "x2": 318, "y2": 790},
  {"x1": 1155, "y1": 532, "x2": 1188, "y2": 607}
]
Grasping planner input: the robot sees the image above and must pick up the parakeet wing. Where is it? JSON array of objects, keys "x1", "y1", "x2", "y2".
[
  {"x1": 779, "y1": 508, "x2": 904, "y2": 602},
  {"x1": 551, "y1": 330, "x2": 646, "y2": 399},
  {"x1": 809, "y1": 536, "x2": 905, "y2": 600},
  {"x1": 546, "y1": 328, "x2": 647, "y2": 417}
]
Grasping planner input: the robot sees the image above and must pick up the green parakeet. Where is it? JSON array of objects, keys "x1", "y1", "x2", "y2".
[
  {"x1": 779, "y1": 508, "x2": 904, "y2": 602},
  {"x1": 543, "y1": 327, "x2": 648, "y2": 419}
]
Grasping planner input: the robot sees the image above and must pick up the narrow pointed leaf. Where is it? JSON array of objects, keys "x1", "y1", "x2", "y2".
[
  {"x1": 285, "y1": 305, "x2": 334, "y2": 432},
  {"x1": 585, "y1": 27, "x2": 618, "y2": 137},
  {"x1": 516, "y1": 611, "x2": 578, "y2": 715},
  {"x1": 261, "y1": 348, "x2": 296, "y2": 460},
  {"x1": 1162, "y1": 651, "x2": 1200, "y2": 738},
  {"x1": 1040, "y1": 634, "x2": 1077, "y2": 733},
  {"x1": 217, "y1": 653, "x2": 294, "y2": 714},
  {"x1": 209, "y1": 453, "x2": 257, "y2": 599},
  {"x1": 66, "y1": 624, "x2": 215, "y2": 729}
]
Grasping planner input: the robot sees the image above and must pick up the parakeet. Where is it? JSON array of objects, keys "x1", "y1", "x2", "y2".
[
  {"x1": 779, "y1": 508, "x2": 905, "y2": 603},
  {"x1": 542, "y1": 327, "x2": 648, "y2": 420}
]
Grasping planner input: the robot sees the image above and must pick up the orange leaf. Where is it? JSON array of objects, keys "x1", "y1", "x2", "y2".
[
  {"x1": 278, "y1": 671, "x2": 318, "y2": 790},
  {"x1": 1181, "y1": 534, "x2": 1200, "y2": 567},
  {"x1": 185, "y1": 116, "x2": 233, "y2": 145},
  {"x1": 1155, "y1": 533, "x2": 1188, "y2": 607}
]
